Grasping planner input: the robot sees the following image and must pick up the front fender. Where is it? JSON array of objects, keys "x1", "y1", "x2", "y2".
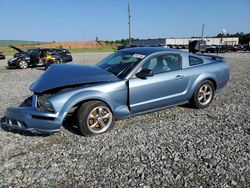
[
  {"x1": 58, "y1": 90, "x2": 115, "y2": 122},
  {"x1": 48, "y1": 81, "x2": 128, "y2": 123}
]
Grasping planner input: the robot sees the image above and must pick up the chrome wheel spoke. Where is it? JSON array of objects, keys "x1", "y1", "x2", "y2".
[
  {"x1": 205, "y1": 91, "x2": 211, "y2": 96},
  {"x1": 203, "y1": 94, "x2": 207, "y2": 101},
  {"x1": 99, "y1": 120, "x2": 106, "y2": 128},
  {"x1": 102, "y1": 113, "x2": 110, "y2": 119},
  {"x1": 89, "y1": 121, "x2": 98, "y2": 128},
  {"x1": 89, "y1": 113, "x2": 96, "y2": 119},
  {"x1": 97, "y1": 107, "x2": 103, "y2": 116},
  {"x1": 198, "y1": 84, "x2": 213, "y2": 105},
  {"x1": 204, "y1": 85, "x2": 208, "y2": 92},
  {"x1": 198, "y1": 95, "x2": 204, "y2": 101},
  {"x1": 87, "y1": 105, "x2": 113, "y2": 134},
  {"x1": 199, "y1": 88, "x2": 203, "y2": 93}
]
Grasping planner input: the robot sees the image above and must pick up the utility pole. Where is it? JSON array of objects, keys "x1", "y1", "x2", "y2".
[
  {"x1": 128, "y1": 3, "x2": 131, "y2": 46},
  {"x1": 201, "y1": 24, "x2": 205, "y2": 40}
]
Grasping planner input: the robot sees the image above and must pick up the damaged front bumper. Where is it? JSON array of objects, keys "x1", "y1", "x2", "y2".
[{"x1": 1, "y1": 106, "x2": 61, "y2": 134}]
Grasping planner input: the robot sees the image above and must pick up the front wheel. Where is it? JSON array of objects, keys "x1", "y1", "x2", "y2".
[
  {"x1": 19, "y1": 61, "x2": 28, "y2": 69},
  {"x1": 77, "y1": 101, "x2": 115, "y2": 136},
  {"x1": 191, "y1": 80, "x2": 215, "y2": 109}
]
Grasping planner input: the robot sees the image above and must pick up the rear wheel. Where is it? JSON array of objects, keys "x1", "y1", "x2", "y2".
[
  {"x1": 19, "y1": 61, "x2": 28, "y2": 69},
  {"x1": 77, "y1": 101, "x2": 115, "y2": 136},
  {"x1": 191, "y1": 80, "x2": 215, "y2": 109}
]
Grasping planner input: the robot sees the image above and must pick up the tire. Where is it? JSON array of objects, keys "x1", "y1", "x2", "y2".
[
  {"x1": 77, "y1": 101, "x2": 115, "y2": 136},
  {"x1": 19, "y1": 61, "x2": 28, "y2": 69},
  {"x1": 191, "y1": 80, "x2": 215, "y2": 109}
]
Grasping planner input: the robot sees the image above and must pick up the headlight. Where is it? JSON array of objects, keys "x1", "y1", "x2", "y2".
[{"x1": 37, "y1": 95, "x2": 54, "y2": 112}]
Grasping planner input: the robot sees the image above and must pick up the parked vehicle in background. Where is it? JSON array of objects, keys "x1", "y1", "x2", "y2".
[
  {"x1": 8, "y1": 46, "x2": 36, "y2": 68},
  {"x1": 206, "y1": 45, "x2": 219, "y2": 53},
  {"x1": 31, "y1": 48, "x2": 73, "y2": 68},
  {"x1": 43, "y1": 50, "x2": 64, "y2": 70},
  {"x1": 8, "y1": 47, "x2": 73, "y2": 69},
  {"x1": 9, "y1": 46, "x2": 35, "y2": 58},
  {"x1": 1, "y1": 47, "x2": 230, "y2": 136},
  {"x1": 0, "y1": 52, "x2": 5, "y2": 60},
  {"x1": 242, "y1": 44, "x2": 250, "y2": 51},
  {"x1": 117, "y1": 45, "x2": 126, "y2": 51},
  {"x1": 232, "y1": 45, "x2": 242, "y2": 52},
  {"x1": 189, "y1": 40, "x2": 207, "y2": 54}
]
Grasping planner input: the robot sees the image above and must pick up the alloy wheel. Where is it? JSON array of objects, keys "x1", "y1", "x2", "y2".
[
  {"x1": 86, "y1": 106, "x2": 112, "y2": 134},
  {"x1": 198, "y1": 84, "x2": 213, "y2": 105},
  {"x1": 19, "y1": 61, "x2": 28, "y2": 69}
]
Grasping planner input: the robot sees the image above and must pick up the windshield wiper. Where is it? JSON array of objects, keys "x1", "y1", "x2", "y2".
[
  {"x1": 116, "y1": 61, "x2": 138, "y2": 78},
  {"x1": 105, "y1": 63, "x2": 121, "y2": 71}
]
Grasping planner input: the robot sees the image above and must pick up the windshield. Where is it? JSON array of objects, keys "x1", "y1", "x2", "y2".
[
  {"x1": 25, "y1": 49, "x2": 35, "y2": 56},
  {"x1": 96, "y1": 51, "x2": 145, "y2": 78}
]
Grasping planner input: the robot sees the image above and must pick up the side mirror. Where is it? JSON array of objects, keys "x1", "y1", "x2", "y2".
[{"x1": 135, "y1": 69, "x2": 154, "y2": 79}]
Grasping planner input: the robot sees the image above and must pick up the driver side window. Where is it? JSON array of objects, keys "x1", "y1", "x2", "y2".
[{"x1": 141, "y1": 54, "x2": 182, "y2": 74}]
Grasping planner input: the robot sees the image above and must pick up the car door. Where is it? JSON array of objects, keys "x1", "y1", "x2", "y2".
[{"x1": 129, "y1": 53, "x2": 190, "y2": 113}]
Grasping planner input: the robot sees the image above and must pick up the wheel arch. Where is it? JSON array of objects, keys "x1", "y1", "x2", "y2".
[
  {"x1": 70, "y1": 98, "x2": 113, "y2": 114},
  {"x1": 190, "y1": 74, "x2": 218, "y2": 99},
  {"x1": 59, "y1": 93, "x2": 115, "y2": 123},
  {"x1": 206, "y1": 78, "x2": 217, "y2": 90}
]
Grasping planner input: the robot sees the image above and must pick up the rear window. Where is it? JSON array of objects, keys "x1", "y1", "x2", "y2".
[{"x1": 189, "y1": 56, "x2": 203, "y2": 66}]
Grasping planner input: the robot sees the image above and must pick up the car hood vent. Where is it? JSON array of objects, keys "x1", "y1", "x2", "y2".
[{"x1": 30, "y1": 64, "x2": 119, "y2": 93}]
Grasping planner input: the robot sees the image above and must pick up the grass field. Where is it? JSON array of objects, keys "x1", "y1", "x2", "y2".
[
  {"x1": 0, "y1": 46, "x2": 116, "y2": 56},
  {"x1": 69, "y1": 46, "x2": 116, "y2": 53},
  {"x1": 0, "y1": 40, "x2": 47, "y2": 47},
  {"x1": 0, "y1": 40, "x2": 117, "y2": 56}
]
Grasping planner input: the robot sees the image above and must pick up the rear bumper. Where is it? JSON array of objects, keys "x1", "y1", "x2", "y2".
[{"x1": 1, "y1": 107, "x2": 61, "y2": 134}]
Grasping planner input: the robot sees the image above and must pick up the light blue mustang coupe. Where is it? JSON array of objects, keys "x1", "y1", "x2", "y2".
[{"x1": 1, "y1": 47, "x2": 230, "y2": 136}]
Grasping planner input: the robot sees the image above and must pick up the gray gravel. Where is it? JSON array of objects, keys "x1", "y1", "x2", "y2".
[{"x1": 0, "y1": 52, "x2": 249, "y2": 187}]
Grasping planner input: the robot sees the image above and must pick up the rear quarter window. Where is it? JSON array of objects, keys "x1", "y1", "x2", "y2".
[{"x1": 189, "y1": 56, "x2": 203, "y2": 66}]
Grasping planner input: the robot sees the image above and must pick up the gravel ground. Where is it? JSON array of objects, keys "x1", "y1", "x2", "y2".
[{"x1": 0, "y1": 52, "x2": 249, "y2": 187}]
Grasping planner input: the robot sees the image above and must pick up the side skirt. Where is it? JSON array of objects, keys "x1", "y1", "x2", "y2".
[{"x1": 116, "y1": 100, "x2": 189, "y2": 120}]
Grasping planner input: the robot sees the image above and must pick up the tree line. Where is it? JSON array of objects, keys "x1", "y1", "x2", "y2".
[
  {"x1": 216, "y1": 32, "x2": 250, "y2": 44},
  {"x1": 98, "y1": 32, "x2": 250, "y2": 46}
]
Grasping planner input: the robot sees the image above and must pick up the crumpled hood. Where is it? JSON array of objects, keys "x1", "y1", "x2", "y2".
[{"x1": 30, "y1": 64, "x2": 119, "y2": 93}]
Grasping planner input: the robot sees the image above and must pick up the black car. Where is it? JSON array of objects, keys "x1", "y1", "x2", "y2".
[
  {"x1": 8, "y1": 46, "x2": 37, "y2": 68},
  {"x1": 206, "y1": 45, "x2": 219, "y2": 53},
  {"x1": 29, "y1": 48, "x2": 73, "y2": 67},
  {"x1": 8, "y1": 46, "x2": 73, "y2": 69},
  {"x1": 206, "y1": 45, "x2": 228, "y2": 53},
  {"x1": 189, "y1": 40, "x2": 207, "y2": 54},
  {"x1": 0, "y1": 52, "x2": 5, "y2": 60},
  {"x1": 242, "y1": 44, "x2": 250, "y2": 51}
]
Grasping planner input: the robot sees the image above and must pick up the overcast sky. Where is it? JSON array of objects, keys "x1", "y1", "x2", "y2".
[{"x1": 0, "y1": 0, "x2": 249, "y2": 41}]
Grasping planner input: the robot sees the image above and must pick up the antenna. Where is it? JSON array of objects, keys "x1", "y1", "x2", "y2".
[{"x1": 128, "y1": 3, "x2": 131, "y2": 46}]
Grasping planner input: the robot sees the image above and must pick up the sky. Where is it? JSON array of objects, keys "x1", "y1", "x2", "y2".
[{"x1": 0, "y1": 0, "x2": 249, "y2": 42}]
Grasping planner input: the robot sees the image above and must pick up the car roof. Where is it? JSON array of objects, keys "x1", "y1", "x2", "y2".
[{"x1": 120, "y1": 47, "x2": 180, "y2": 55}]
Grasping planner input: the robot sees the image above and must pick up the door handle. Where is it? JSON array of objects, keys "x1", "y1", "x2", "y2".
[{"x1": 176, "y1": 75, "x2": 184, "y2": 80}]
